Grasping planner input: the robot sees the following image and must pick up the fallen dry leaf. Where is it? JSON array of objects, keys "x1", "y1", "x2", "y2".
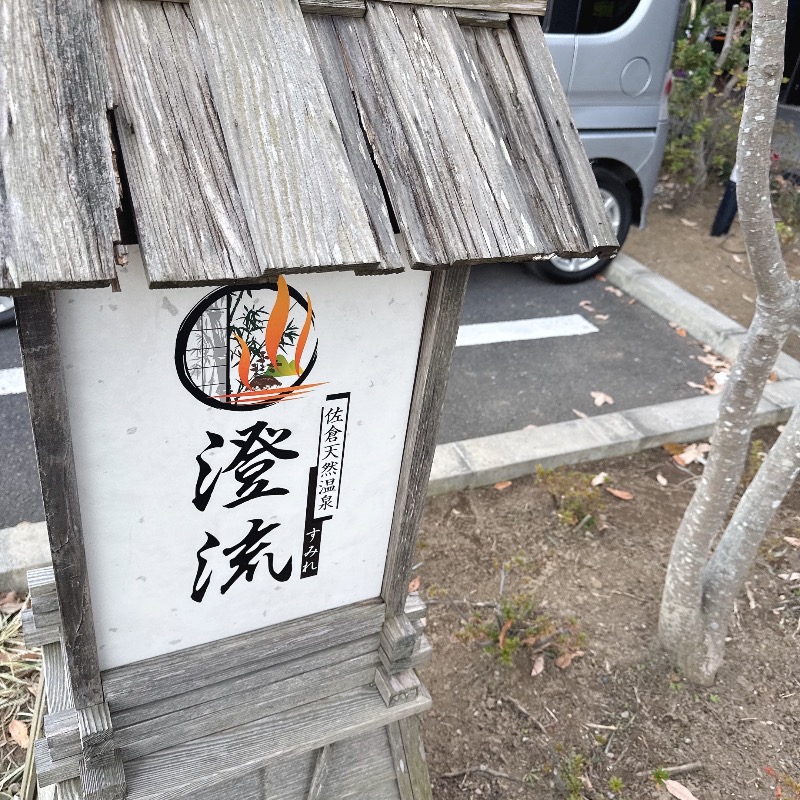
[
  {"x1": 494, "y1": 480, "x2": 512, "y2": 491},
  {"x1": 531, "y1": 654, "x2": 545, "y2": 677},
  {"x1": 594, "y1": 313, "x2": 610, "y2": 321},
  {"x1": 673, "y1": 442, "x2": 710, "y2": 466},
  {"x1": 555, "y1": 650, "x2": 585, "y2": 669},
  {"x1": 408, "y1": 576, "x2": 421, "y2": 593},
  {"x1": 745, "y1": 582, "x2": 757, "y2": 610},
  {"x1": 784, "y1": 536, "x2": 800, "y2": 548},
  {"x1": 665, "y1": 779, "x2": 700, "y2": 800},
  {"x1": 779, "y1": 572, "x2": 800, "y2": 582},
  {"x1": 498, "y1": 619, "x2": 514, "y2": 650},
  {"x1": 0, "y1": 598, "x2": 26, "y2": 615},
  {"x1": 605, "y1": 286, "x2": 624, "y2": 297},
  {"x1": 594, "y1": 274, "x2": 607, "y2": 282},
  {"x1": 606, "y1": 487, "x2": 634, "y2": 501},
  {"x1": 687, "y1": 380, "x2": 717, "y2": 395},
  {"x1": 674, "y1": 327, "x2": 687, "y2": 337},
  {"x1": 9, "y1": 719, "x2": 29, "y2": 749},
  {"x1": 656, "y1": 473, "x2": 668, "y2": 486},
  {"x1": 697, "y1": 353, "x2": 730, "y2": 370},
  {"x1": 590, "y1": 390, "x2": 614, "y2": 407},
  {"x1": 662, "y1": 442, "x2": 685, "y2": 456},
  {"x1": 572, "y1": 409, "x2": 588, "y2": 419},
  {"x1": 579, "y1": 300, "x2": 596, "y2": 312},
  {"x1": 591, "y1": 472, "x2": 608, "y2": 487},
  {"x1": 680, "y1": 217, "x2": 698, "y2": 227}
]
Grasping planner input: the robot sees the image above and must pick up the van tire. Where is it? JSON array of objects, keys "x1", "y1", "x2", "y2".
[
  {"x1": 532, "y1": 167, "x2": 632, "y2": 284},
  {"x1": 0, "y1": 297, "x2": 15, "y2": 327}
]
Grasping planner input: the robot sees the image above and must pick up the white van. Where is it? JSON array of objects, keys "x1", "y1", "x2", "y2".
[{"x1": 539, "y1": 0, "x2": 684, "y2": 281}]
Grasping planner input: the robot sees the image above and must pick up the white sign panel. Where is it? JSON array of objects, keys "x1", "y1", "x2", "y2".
[{"x1": 56, "y1": 249, "x2": 430, "y2": 670}]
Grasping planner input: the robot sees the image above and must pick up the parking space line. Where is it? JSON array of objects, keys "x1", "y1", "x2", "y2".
[
  {"x1": 456, "y1": 315, "x2": 599, "y2": 348},
  {"x1": 0, "y1": 367, "x2": 26, "y2": 396}
]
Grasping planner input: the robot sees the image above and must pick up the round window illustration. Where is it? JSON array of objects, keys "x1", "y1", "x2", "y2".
[{"x1": 175, "y1": 278, "x2": 320, "y2": 411}]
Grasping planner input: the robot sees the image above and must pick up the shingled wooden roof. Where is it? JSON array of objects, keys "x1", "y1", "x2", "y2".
[{"x1": 1, "y1": 0, "x2": 617, "y2": 291}]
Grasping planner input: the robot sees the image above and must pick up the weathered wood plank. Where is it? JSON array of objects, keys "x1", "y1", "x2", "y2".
[
  {"x1": 331, "y1": 4, "x2": 549, "y2": 267},
  {"x1": 16, "y1": 294, "x2": 103, "y2": 709},
  {"x1": 403, "y1": 593, "x2": 426, "y2": 623},
  {"x1": 306, "y1": 15, "x2": 406, "y2": 272},
  {"x1": 461, "y1": 25, "x2": 588, "y2": 256},
  {"x1": 118, "y1": 729, "x2": 401, "y2": 800},
  {"x1": 111, "y1": 635, "x2": 378, "y2": 729},
  {"x1": 511, "y1": 14, "x2": 618, "y2": 257},
  {"x1": 397, "y1": 716, "x2": 433, "y2": 800},
  {"x1": 79, "y1": 749, "x2": 126, "y2": 800},
  {"x1": 375, "y1": 668, "x2": 420, "y2": 707},
  {"x1": 101, "y1": 599, "x2": 385, "y2": 710},
  {"x1": 124, "y1": 685, "x2": 431, "y2": 800},
  {"x1": 27, "y1": 567, "x2": 56, "y2": 594},
  {"x1": 77, "y1": 703, "x2": 126, "y2": 800},
  {"x1": 191, "y1": 0, "x2": 382, "y2": 274},
  {"x1": 301, "y1": 0, "x2": 366, "y2": 16},
  {"x1": 454, "y1": 8, "x2": 509, "y2": 27},
  {"x1": 102, "y1": 0, "x2": 262, "y2": 287},
  {"x1": 0, "y1": 0, "x2": 119, "y2": 291},
  {"x1": 382, "y1": 267, "x2": 470, "y2": 614},
  {"x1": 53, "y1": 780, "x2": 83, "y2": 800},
  {"x1": 306, "y1": 745, "x2": 331, "y2": 800},
  {"x1": 21, "y1": 608, "x2": 60, "y2": 647},
  {"x1": 44, "y1": 709, "x2": 81, "y2": 761},
  {"x1": 116, "y1": 655, "x2": 378, "y2": 761},
  {"x1": 378, "y1": 0, "x2": 544, "y2": 13},
  {"x1": 387, "y1": 722, "x2": 414, "y2": 800},
  {"x1": 379, "y1": 614, "x2": 416, "y2": 673},
  {"x1": 41, "y1": 642, "x2": 74, "y2": 715},
  {"x1": 34, "y1": 738, "x2": 80, "y2": 786}
]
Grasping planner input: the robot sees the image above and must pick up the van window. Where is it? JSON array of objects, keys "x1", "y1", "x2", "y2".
[{"x1": 576, "y1": 0, "x2": 641, "y2": 34}]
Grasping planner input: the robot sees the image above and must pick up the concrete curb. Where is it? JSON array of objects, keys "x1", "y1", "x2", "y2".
[
  {"x1": 428, "y1": 255, "x2": 800, "y2": 495},
  {"x1": 0, "y1": 521, "x2": 51, "y2": 590}
]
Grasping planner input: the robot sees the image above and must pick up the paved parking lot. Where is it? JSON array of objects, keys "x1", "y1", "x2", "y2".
[{"x1": 437, "y1": 261, "x2": 710, "y2": 443}]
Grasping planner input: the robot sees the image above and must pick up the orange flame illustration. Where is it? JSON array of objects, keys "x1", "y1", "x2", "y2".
[
  {"x1": 294, "y1": 293, "x2": 313, "y2": 375},
  {"x1": 265, "y1": 275, "x2": 290, "y2": 370},
  {"x1": 233, "y1": 332, "x2": 253, "y2": 390}
]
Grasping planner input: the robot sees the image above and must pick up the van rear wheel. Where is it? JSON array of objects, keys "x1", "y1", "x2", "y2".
[{"x1": 533, "y1": 167, "x2": 632, "y2": 283}]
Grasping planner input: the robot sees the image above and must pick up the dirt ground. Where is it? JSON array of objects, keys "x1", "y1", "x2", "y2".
[
  {"x1": 416, "y1": 437, "x2": 800, "y2": 800},
  {"x1": 626, "y1": 186, "x2": 800, "y2": 360},
  {"x1": 415, "y1": 190, "x2": 800, "y2": 800}
]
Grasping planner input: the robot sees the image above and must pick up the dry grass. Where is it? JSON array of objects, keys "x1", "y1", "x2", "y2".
[{"x1": 0, "y1": 594, "x2": 41, "y2": 797}]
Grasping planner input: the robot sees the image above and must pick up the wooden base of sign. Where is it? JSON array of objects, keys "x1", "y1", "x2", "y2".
[{"x1": 30, "y1": 570, "x2": 434, "y2": 800}]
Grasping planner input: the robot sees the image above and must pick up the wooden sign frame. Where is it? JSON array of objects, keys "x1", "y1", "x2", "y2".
[{"x1": 17, "y1": 266, "x2": 469, "y2": 800}]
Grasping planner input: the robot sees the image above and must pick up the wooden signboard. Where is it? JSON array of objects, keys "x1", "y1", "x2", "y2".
[{"x1": 2, "y1": 0, "x2": 617, "y2": 797}]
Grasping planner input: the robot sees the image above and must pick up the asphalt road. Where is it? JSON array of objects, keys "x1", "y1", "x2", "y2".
[
  {"x1": 0, "y1": 263, "x2": 712, "y2": 528},
  {"x1": 0, "y1": 324, "x2": 44, "y2": 529},
  {"x1": 436, "y1": 261, "x2": 711, "y2": 444}
]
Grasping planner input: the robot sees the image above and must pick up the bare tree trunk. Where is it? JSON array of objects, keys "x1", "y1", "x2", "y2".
[{"x1": 659, "y1": 0, "x2": 799, "y2": 685}]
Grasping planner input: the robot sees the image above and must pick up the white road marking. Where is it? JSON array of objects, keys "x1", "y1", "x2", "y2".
[
  {"x1": 456, "y1": 315, "x2": 599, "y2": 348},
  {"x1": 0, "y1": 367, "x2": 26, "y2": 396}
]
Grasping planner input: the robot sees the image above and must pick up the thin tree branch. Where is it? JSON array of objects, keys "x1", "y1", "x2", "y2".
[{"x1": 716, "y1": 4, "x2": 740, "y2": 70}]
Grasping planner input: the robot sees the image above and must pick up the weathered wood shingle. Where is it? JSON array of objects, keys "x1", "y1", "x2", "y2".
[
  {"x1": 0, "y1": 0, "x2": 119, "y2": 292},
  {"x1": 2, "y1": 0, "x2": 615, "y2": 289},
  {"x1": 328, "y1": 2, "x2": 552, "y2": 268},
  {"x1": 190, "y1": 0, "x2": 382, "y2": 276},
  {"x1": 512, "y1": 13, "x2": 618, "y2": 257},
  {"x1": 103, "y1": 0, "x2": 263, "y2": 287}
]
